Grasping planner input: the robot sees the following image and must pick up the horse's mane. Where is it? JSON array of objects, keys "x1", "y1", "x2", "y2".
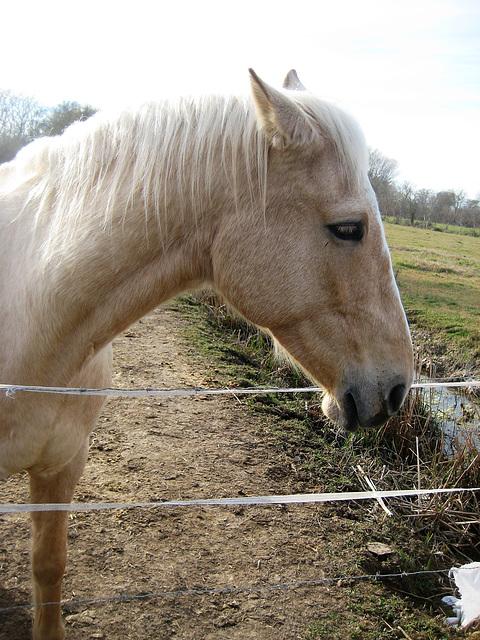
[
  {"x1": 292, "y1": 92, "x2": 369, "y2": 184},
  {"x1": 1, "y1": 89, "x2": 368, "y2": 256}
]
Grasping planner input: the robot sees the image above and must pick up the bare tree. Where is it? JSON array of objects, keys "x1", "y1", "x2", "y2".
[
  {"x1": 452, "y1": 190, "x2": 466, "y2": 226},
  {"x1": 431, "y1": 191, "x2": 457, "y2": 225},
  {"x1": 368, "y1": 148, "x2": 399, "y2": 216},
  {"x1": 398, "y1": 181, "x2": 419, "y2": 225},
  {"x1": 38, "y1": 101, "x2": 97, "y2": 137},
  {"x1": 415, "y1": 188, "x2": 434, "y2": 226},
  {"x1": 1, "y1": 92, "x2": 96, "y2": 163},
  {"x1": 463, "y1": 199, "x2": 480, "y2": 230},
  {"x1": 0, "y1": 89, "x2": 46, "y2": 162},
  {"x1": 368, "y1": 148, "x2": 399, "y2": 185}
]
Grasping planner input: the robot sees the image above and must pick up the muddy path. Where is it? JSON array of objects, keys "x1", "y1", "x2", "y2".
[{"x1": 0, "y1": 304, "x2": 455, "y2": 640}]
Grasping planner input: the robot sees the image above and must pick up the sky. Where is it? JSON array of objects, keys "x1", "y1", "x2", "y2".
[{"x1": 2, "y1": 0, "x2": 479, "y2": 198}]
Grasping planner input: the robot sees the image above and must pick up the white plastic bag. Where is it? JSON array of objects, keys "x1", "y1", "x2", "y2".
[{"x1": 443, "y1": 562, "x2": 480, "y2": 628}]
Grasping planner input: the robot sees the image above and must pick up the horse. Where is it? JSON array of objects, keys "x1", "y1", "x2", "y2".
[{"x1": 0, "y1": 69, "x2": 414, "y2": 639}]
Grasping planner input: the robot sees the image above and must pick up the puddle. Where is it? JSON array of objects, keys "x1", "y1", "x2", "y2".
[{"x1": 420, "y1": 380, "x2": 480, "y2": 454}]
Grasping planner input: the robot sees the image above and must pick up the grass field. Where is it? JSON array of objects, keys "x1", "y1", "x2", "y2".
[
  {"x1": 383, "y1": 216, "x2": 479, "y2": 238},
  {"x1": 383, "y1": 220, "x2": 480, "y2": 360}
]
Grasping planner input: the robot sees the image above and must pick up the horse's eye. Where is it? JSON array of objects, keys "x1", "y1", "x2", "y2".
[{"x1": 327, "y1": 222, "x2": 364, "y2": 241}]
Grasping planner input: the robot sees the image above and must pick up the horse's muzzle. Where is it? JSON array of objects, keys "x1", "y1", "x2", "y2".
[{"x1": 323, "y1": 378, "x2": 410, "y2": 432}]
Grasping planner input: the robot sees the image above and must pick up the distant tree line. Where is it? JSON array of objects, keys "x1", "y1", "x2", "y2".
[
  {"x1": 369, "y1": 148, "x2": 479, "y2": 230},
  {"x1": 0, "y1": 89, "x2": 96, "y2": 163}
]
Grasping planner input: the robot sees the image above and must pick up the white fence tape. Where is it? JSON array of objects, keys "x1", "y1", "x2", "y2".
[
  {"x1": 0, "y1": 383, "x2": 317, "y2": 397},
  {"x1": 1, "y1": 486, "x2": 479, "y2": 515},
  {"x1": 1, "y1": 380, "x2": 478, "y2": 514},
  {"x1": 0, "y1": 379, "x2": 479, "y2": 399}
]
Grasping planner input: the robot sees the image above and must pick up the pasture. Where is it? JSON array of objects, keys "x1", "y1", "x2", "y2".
[{"x1": 383, "y1": 221, "x2": 480, "y2": 367}]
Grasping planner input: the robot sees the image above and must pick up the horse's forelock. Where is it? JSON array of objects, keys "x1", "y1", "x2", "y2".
[{"x1": 290, "y1": 92, "x2": 369, "y2": 191}]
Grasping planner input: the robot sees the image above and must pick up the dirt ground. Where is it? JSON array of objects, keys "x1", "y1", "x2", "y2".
[{"x1": 0, "y1": 305, "x2": 445, "y2": 639}]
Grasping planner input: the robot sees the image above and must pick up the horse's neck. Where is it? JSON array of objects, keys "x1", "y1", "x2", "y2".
[
  {"x1": 65, "y1": 212, "x2": 214, "y2": 349},
  {"x1": 6, "y1": 191, "x2": 215, "y2": 386}
]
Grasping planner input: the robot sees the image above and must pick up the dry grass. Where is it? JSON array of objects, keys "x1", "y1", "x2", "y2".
[{"x1": 375, "y1": 386, "x2": 480, "y2": 559}]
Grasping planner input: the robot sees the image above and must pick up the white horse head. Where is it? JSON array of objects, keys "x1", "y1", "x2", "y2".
[{"x1": 212, "y1": 70, "x2": 413, "y2": 431}]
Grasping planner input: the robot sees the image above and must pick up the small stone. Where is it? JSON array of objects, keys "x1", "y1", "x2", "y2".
[
  {"x1": 367, "y1": 542, "x2": 395, "y2": 557},
  {"x1": 65, "y1": 609, "x2": 96, "y2": 625}
]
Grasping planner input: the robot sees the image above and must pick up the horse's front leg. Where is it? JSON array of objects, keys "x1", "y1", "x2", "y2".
[{"x1": 29, "y1": 438, "x2": 89, "y2": 640}]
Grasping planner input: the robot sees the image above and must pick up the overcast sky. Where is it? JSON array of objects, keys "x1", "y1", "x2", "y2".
[{"x1": 2, "y1": 0, "x2": 479, "y2": 197}]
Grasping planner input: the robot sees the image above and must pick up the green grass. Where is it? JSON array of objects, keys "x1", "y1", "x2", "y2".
[
  {"x1": 306, "y1": 593, "x2": 460, "y2": 640},
  {"x1": 383, "y1": 221, "x2": 480, "y2": 359},
  {"x1": 383, "y1": 216, "x2": 479, "y2": 237}
]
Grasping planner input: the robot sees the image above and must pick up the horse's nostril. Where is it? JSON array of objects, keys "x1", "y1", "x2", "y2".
[
  {"x1": 341, "y1": 391, "x2": 361, "y2": 432},
  {"x1": 387, "y1": 383, "x2": 407, "y2": 416}
]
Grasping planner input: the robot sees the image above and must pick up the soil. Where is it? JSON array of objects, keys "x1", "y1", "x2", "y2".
[{"x1": 0, "y1": 305, "x2": 459, "y2": 639}]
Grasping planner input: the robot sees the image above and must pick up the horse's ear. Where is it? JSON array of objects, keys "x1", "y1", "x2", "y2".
[
  {"x1": 283, "y1": 69, "x2": 307, "y2": 92},
  {"x1": 249, "y1": 68, "x2": 317, "y2": 150}
]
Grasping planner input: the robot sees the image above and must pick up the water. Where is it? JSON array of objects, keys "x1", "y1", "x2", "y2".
[{"x1": 421, "y1": 380, "x2": 480, "y2": 454}]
